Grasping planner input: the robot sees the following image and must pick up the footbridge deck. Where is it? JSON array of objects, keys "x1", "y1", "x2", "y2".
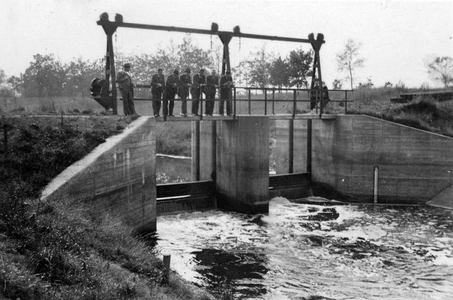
[{"x1": 151, "y1": 113, "x2": 337, "y2": 122}]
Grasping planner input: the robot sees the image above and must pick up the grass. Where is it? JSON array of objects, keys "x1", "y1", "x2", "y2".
[
  {"x1": 344, "y1": 87, "x2": 453, "y2": 137},
  {"x1": 1, "y1": 85, "x2": 452, "y2": 299},
  {"x1": 0, "y1": 115, "x2": 214, "y2": 299}
]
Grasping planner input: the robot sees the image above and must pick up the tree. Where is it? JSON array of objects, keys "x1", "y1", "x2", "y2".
[
  {"x1": 358, "y1": 77, "x2": 374, "y2": 88},
  {"x1": 423, "y1": 55, "x2": 453, "y2": 87},
  {"x1": 336, "y1": 39, "x2": 364, "y2": 90},
  {"x1": 269, "y1": 56, "x2": 290, "y2": 89},
  {"x1": 64, "y1": 57, "x2": 104, "y2": 97},
  {"x1": 244, "y1": 45, "x2": 273, "y2": 88},
  {"x1": 287, "y1": 49, "x2": 313, "y2": 88},
  {"x1": 209, "y1": 45, "x2": 223, "y2": 75},
  {"x1": 7, "y1": 75, "x2": 23, "y2": 97},
  {"x1": 0, "y1": 69, "x2": 13, "y2": 101},
  {"x1": 0, "y1": 69, "x2": 6, "y2": 84},
  {"x1": 232, "y1": 61, "x2": 250, "y2": 88},
  {"x1": 332, "y1": 79, "x2": 342, "y2": 89},
  {"x1": 177, "y1": 35, "x2": 213, "y2": 73},
  {"x1": 23, "y1": 54, "x2": 66, "y2": 98},
  {"x1": 128, "y1": 35, "x2": 214, "y2": 83}
]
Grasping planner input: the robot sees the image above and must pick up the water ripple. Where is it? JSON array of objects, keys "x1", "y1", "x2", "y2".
[{"x1": 156, "y1": 199, "x2": 453, "y2": 299}]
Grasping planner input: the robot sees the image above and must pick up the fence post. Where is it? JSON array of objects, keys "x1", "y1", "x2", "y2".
[
  {"x1": 200, "y1": 86, "x2": 203, "y2": 120},
  {"x1": 344, "y1": 90, "x2": 348, "y2": 114},
  {"x1": 248, "y1": 89, "x2": 251, "y2": 115},
  {"x1": 373, "y1": 166, "x2": 379, "y2": 204},
  {"x1": 272, "y1": 89, "x2": 275, "y2": 115},
  {"x1": 233, "y1": 87, "x2": 237, "y2": 118},
  {"x1": 163, "y1": 255, "x2": 171, "y2": 284}
]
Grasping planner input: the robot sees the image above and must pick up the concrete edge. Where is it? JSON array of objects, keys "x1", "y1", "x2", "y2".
[
  {"x1": 40, "y1": 116, "x2": 152, "y2": 201},
  {"x1": 426, "y1": 184, "x2": 453, "y2": 210},
  {"x1": 353, "y1": 114, "x2": 453, "y2": 140}
]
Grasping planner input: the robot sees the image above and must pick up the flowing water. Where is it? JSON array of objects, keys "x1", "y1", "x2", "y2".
[{"x1": 156, "y1": 199, "x2": 453, "y2": 300}]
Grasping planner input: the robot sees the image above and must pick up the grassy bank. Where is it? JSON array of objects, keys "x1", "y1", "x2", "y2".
[
  {"x1": 344, "y1": 87, "x2": 453, "y2": 137},
  {"x1": 1, "y1": 86, "x2": 452, "y2": 299},
  {"x1": 0, "y1": 116, "x2": 214, "y2": 300}
]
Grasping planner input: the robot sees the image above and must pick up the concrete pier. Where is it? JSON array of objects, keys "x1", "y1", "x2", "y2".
[{"x1": 216, "y1": 116, "x2": 270, "y2": 213}]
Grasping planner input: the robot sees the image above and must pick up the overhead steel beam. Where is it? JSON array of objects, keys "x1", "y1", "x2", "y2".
[{"x1": 96, "y1": 20, "x2": 325, "y2": 45}]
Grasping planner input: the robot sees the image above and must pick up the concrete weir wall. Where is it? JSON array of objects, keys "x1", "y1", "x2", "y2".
[
  {"x1": 217, "y1": 116, "x2": 270, "y2": 213},
  {"x1": 276, "y1": 115, "x2": 453, "y2": 204},
  {"x1": 41, "y1": 117, "x2": 157, "y2": 233}
]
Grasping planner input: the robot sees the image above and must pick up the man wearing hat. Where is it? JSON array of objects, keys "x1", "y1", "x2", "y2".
[
  {"x1": 116, "y1": 62, "x2": 136, "y2": 116},
  {"x1": 219, "y1": 70, "x2": 234, "y2": 116},
  {"x1": 190, "y1": 68, "x2": 206, "y2": 116},
  {"x1": 151, "y1": 68, "x2": 165, "y2": 117},
  {"x1": 164, "y1": 69, "x2": 180, "y2": 117}
]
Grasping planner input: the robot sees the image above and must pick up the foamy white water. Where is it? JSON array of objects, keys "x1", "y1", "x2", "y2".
[{"x1": 156, "y1": 198, "x2": 453, "y2": 299}]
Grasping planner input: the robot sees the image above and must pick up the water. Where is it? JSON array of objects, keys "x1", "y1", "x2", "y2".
[
  {"x1": 156, "y1": 154, "x2": 191, "y2": 184},
  {"x1": 156, "y1": 198, "x2": 453, "y2": 300}
]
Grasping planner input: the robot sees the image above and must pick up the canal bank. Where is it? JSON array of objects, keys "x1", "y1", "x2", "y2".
[{"x1": 275, "y1": 115, "x2": 453, "y2": 205}]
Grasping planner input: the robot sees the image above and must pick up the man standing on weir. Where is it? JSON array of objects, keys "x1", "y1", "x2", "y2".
[
  {"x1": 219, "y1": 71, "x2": 234, "y2": 116},
  {"x1": 205, "y1": 69, "x2": 219, "y2": 116},
  {"x1": 116, "y1": 62, "x2": 136, "y2": 116},
  {"x1": 164, "y1": 69, "x2": 179, "y2": 117},
  {"x1": 179, "y1": 68, "x2": 192, "y2": 117},
  {"x1": 191, "y1": 68, "x2": 206, "y2": 116},
  {"x1": 151, "y1": 68, "x2": 165, "y2": 117}
]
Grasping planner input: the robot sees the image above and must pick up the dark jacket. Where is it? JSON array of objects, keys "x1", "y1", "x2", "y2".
[
  {"x1": 220, "y1": 74, "x2": 233, "y2": 99},
  {"x1": 166, "y1": 74, "x2": 180, "y2": 98},
  {"x1": 191, "y1": 73, "x2": 206, "y2": 93},
  {"x1": 179, "y1": 74, "x2": 192, "y2": 98},
  {"x1": 206, "y1": 75, "x2": 219, "y2": 95},
  {"x1": 151, "y1": 73, "x2": 165, "y2": 94}
]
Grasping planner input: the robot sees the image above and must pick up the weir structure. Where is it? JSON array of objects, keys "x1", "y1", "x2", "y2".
[
  {"x1": 75, "y1": 13, "x2": 453, "y2": 233},
  {"x1": 94, "y1": 13, "x2": 338, "y2": 217}
]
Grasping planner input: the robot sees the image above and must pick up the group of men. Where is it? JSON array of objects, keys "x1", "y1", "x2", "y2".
[{"x1": 117, "y1": 62, "x2": 234, "y2": 117}]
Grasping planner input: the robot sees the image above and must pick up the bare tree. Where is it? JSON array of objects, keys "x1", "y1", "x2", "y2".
[
  {"x1": 336, "y1": 39, "x2": 364, "y2": 90},
  {"x1": 423, "y1": 55, "x2": 453, "y2": 88}
]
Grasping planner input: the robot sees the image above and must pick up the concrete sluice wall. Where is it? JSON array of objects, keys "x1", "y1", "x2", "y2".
[
  {"x1": 275, "y1": 115, "x2": 453, "y2": 204},
  {"x1": 41, "y1": 114, "x2": 453, "y2": 235},
  {"x1": 41, "y1": 116, "x2": 157, "y2": 233}
]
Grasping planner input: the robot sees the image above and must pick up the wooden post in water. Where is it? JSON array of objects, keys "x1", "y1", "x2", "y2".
[{"x1": 163, "y1": 255, "x2": 171, "y2": 284}]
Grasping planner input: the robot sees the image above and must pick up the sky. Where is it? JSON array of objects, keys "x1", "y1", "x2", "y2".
[{"x1": 1, "y1": 0, "x2": 452, "y2": 88}]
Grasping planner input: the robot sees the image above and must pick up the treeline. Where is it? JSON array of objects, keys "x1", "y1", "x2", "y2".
[{"x1": 0, "y1": 35, "x2": 315, "y2": 99}]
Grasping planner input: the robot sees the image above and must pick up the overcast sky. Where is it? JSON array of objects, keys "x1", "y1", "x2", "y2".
[{"x1": 1, "y1": 0, "x2": 452, "y2": 88}]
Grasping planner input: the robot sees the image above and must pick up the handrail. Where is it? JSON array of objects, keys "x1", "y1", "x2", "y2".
[
  {"x1": 134, "y1": 83, "x2": 353, "y2": 93},
  {"x1": 123, "y1": 85, "x2": 354, "y2": 118}
]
